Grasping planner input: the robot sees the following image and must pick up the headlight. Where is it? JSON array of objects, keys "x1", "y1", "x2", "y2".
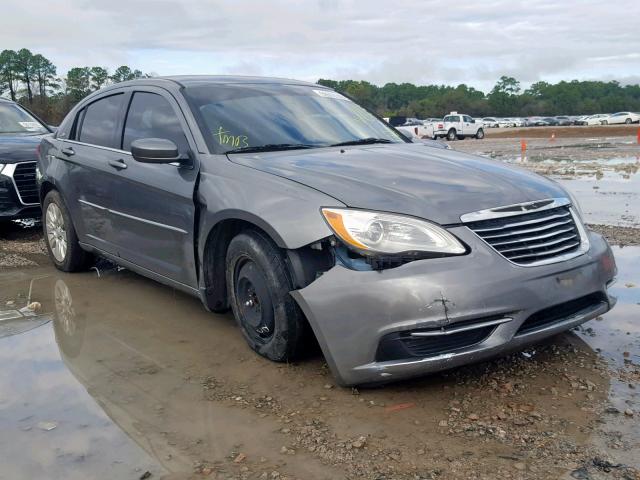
[{"x1": 321, "y1": 208, "x2": 466, "y2": 255}]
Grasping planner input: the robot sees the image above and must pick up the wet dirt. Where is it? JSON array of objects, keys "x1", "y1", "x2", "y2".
[
  {"x1": 1, "y1": 132, "x2": 639, "y2": 479},
  {"x1": 0, "y1": 248, "x2": 638, "y2": 480}
]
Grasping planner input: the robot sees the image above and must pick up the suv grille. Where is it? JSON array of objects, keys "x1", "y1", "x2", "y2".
[
  {"x1": 465, "y1": 205, "x2": 582, "y2": 265},
  {"x1": 13, "y1": 162, "x2": 39, "y2": 205}
]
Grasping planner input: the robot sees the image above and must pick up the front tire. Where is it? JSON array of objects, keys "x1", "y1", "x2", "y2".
[
  {"x1": 447, "y1": 129, "x2": 457, "y2": 141},
  {"x1": 226, "y1": 230, "x2": 306, "y2": 362},
  {"x1": 43, "y1": 190, "x2": 92, "y2": 272},
  {"x1": 475, "y1": 128, "x2": 485, "y2": 139}
]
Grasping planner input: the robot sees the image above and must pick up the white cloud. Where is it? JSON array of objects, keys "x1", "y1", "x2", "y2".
[{"x1": 1, "y1": 0, "x2": 639, "y2": 91}]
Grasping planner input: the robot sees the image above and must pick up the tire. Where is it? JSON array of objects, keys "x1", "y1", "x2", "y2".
[
  {"x1": 43, "y1": 190, "x2": 92, "y2": 272},
  {"x1": 475, "y1": 128, "x2": 485, "y2": 139},
  {"x1": 602, "y1": 120, "x2": 608, "y2": 125},
  {"x1": 447, "y1": 129, "x2": 457, "y2": 141},
  {"x1": 625, "y1": 118, "x2": 632, "y2": 124},
  {"x1": 226, "y1": 230, "x2": 306, "y2": 362},
  {"x1": 457, "y1": 135, "x2": 465, "y2": 140}
]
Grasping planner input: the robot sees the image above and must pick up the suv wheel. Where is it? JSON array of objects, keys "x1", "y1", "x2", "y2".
[
  {"x1": 447, "y1": 129, "x2": 457, "y2": 141},
  {"x1": 475, "y1": 128, "x2": 485, "y2": 139},
  {"x1": 43, "y1": 190, "x2": 92, "y2": 272},
  {"x1": 226, "y1": 230, "x2": 306, "y2": 362}
]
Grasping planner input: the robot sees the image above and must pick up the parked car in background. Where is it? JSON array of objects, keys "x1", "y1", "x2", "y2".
[
  {"x1": 0, "y1": 98, "x2": 53, "y2": 222},
  {"x1": 601, "y1": 112, "x2": 640, "y2": 125},
  {"x1": 511, "y1": 117, "x2": 525, "y2": 127},
  {"x1": 524, "y1": 117, "x2": 549, "y2": 127},
  {"x1": 575, "y1": 114, "x2": 609, "y2": 125},
  {"x1": 542, "y1": 117, "x2": 559, "y2": 126},
  {"x1": 497, "y1": 118, "x2": 515, "y2": 128},
  {"x1": 555, "y1": 116, "x2": 572, "y2": 126},
  {"x1": 482, "y1": 117, "x2": 499, "y2": 128},
  {"x1": 434, "y1": 113, "x2": 484, "y2": 140}
]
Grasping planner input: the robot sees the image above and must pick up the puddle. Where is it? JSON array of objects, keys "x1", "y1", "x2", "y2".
[{"x1": 0, "y1": 246, "x2": 638, "y2": 479}]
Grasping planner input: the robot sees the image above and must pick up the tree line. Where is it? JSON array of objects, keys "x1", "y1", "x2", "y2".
[
  {"x1": 318, "y1": 76, "x2": 640, "y2": 118},
  {"x1": 2, "y1": 48, "x2": 640, "y2": 124},
  {"x1": 0, "y1": 48, "x2": 148, "y2": 124}
]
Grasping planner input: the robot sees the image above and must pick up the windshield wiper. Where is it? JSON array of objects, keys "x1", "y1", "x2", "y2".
[
  {"x1": 330, "y1": 138, "x2": 393, "y2": 147},
  {"x1": 226, "y1": 143, "x2": 317, "y2": 154}
]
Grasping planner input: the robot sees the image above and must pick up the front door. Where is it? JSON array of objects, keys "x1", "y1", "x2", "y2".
[{"x1": 109, "y1": 89, "x2": 199, "y2": 288}]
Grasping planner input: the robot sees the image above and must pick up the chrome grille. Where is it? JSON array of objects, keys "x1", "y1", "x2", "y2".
[
  {"x1": 13, "y1": 162, "x2": 39, "y2": 205},
  {"x1": 465, "y1": 204, "x2": 584, "y2": 266}
]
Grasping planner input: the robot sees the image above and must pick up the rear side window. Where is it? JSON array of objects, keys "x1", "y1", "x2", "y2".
[
  {"x1": 78, "y1": 94, "x2": 125, "y2": 148},
  {"x1": 444, "y1": 116, "x2": 460, "y2": 122},
  {"x1": 122, "y1": 92, "x2": 188, "y2": 153}
]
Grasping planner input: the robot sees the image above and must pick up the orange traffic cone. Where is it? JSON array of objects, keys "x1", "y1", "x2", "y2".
[
  {"x1": 521, "y1": 139, "x2": 527, "y2": 153},
  {"x1": 550, "y1": 132, "x2": 556, "y2": 142}
]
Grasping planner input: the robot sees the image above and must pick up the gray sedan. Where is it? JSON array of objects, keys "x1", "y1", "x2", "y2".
[{"x1": 38, "y1": 76, "x2": 617, "y2": 386}]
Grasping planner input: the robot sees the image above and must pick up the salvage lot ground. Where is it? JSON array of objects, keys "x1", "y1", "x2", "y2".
[{"x1": 0, "y1": 129, "x2": 639, "y2": 480}]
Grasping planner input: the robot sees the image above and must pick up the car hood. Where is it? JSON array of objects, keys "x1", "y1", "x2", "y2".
[
  {"x1": 0, "y1": 134, "x2": 46, "y2": 163},
  {"x1": 228, "y1": 143, "x2": 567, "y2": 225}
]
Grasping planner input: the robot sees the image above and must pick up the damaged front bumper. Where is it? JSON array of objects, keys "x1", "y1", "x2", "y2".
[{"x1": 291, "y1": 228, "x2": 617, "y2": 386}]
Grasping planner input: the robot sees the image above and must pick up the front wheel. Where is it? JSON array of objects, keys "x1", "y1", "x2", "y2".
[
  {"x1": 43, "y1": 190, "x2": 92, "y2": 272},
  {"x1": 475, "y1": 128, "x2": 485, "y2": 139},
  {"x1": 447, "y1": 129, "x2": 457, "y2": 141},
  {"x1": 226, "y1": 230, "x2": 306, "y2": 362}
]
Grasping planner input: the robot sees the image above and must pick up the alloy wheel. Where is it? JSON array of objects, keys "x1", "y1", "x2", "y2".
[{"x1": 46, "y1": 203, "x2": 67, "y2": 262}]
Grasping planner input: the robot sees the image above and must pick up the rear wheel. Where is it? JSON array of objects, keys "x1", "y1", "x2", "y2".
[
  {"x1": 43, "y1": 190, "x2": 92, "y2": 272},
  {"x1": 625, "y1": 118, "x2": 632, "y2": 124},
  {"x1": 602, "y1": 120, "x2": 608, "y2": 125},
  {"x1": 447, "y1": 129, "x2": 457, "y2": 141},
  {"x1": 226, "y1": 230, "x2": 306, "y2": 362},
  {"x1": 475, "y1": 128, "x2": 485, "y2": 139}
]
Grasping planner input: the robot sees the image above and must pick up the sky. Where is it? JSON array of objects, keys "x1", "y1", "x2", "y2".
[{"x1": 2, "y1": 0, "x2": 640, "y2": 92}]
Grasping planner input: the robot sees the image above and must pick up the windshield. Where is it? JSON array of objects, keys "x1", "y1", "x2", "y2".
[
  {"x1": 184, "y1": 84, "x2": 405, "y2": 154},
  {"x1": 0, "y1": 103, "x2": 48, "y2": 135}
]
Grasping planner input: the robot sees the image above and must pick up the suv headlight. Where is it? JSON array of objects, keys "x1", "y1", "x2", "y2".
[{"x1": 322, "y1": 208, "x2": 466, "y2": 255}]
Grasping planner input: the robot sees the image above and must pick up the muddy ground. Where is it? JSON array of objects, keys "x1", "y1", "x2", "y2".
[{"x1": 0, "y1": 132, "x2": 639, "y2": 480}]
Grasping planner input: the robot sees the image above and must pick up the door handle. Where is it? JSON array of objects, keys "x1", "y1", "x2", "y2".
[
  {"x1": 61, "y1": 147, "x2": 75, "y2": 156},
  {"x1": 108, "y1": 159, "x2": 128, "y2": 170}
]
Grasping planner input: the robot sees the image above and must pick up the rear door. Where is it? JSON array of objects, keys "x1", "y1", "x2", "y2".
[
  {"x1": 462, "y1": 115, "x2": 475, "y2": 136},
  {"x1": 109, "y1": 88, "x2": 199, "y2": 288},
  {"x1": 60, "y1": 92, "x2": 128, "y2": 253}
]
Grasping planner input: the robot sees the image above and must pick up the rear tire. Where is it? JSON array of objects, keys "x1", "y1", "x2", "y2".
[
  {"x1": 625, "y1": 118, "x2": 632, "y2": 124},
  {"x1": 226, "y1": 230, "x2": 306, "y2": 362},
  {"x1": 43, "y1": 190, "x2": 92, "y2": 272},
  {"x1": 447, "y1": 129, "x2": 457, "y2": 141},
  {"x1": 602, "y1": 120, "x2": 608, "y2": 125},
  {"x1": 475, "y1": 128, "x2": 485, "y2": 139}
]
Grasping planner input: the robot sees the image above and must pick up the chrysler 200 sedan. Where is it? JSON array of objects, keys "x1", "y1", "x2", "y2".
[{"x1": 38, "y1": 76, "x2": 617, "y2": 386}]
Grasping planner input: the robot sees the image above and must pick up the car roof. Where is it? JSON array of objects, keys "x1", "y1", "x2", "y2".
[
  {"x1": 115, "y1": 75, "x2": 321, "y2": 89},
  {"x1": 0, "y1": 97, "x2": 15, "y2": 104}
]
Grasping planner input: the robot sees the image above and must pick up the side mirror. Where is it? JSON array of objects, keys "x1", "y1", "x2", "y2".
[{"x1": 131, "y1": 138, "x2": 181, "y2": 164}]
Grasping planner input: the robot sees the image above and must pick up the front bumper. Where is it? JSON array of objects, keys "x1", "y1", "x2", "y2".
[
  {"x1": 291, "y1": 229, "x2": 616, "y2": 386},
  {"x1": 0, "y1": 174, "x2": 40, "y2": 220}
]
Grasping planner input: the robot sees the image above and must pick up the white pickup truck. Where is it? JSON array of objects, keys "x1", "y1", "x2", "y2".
[
  {"x1": 434, "y1": 112, "x2": 484, "y2": 140},
  {"x1": 386, "y1": 117, "x2": 436, "y2": 140}
]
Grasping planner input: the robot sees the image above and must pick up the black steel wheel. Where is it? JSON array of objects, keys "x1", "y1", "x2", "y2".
[{"x1": 226, "y1": 230, "x2": 306, "y2": 362}]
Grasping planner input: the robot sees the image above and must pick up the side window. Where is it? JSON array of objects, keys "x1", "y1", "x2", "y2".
[
  {"x1": 464, "y1": 115, "x2": 473, "y2": 122},
  {"x1": 78, "y1": 94, "x2": 125, "y2": 147},
  {"x1": 122, "y1": 92, "x2": 188, "y2": 153}
]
